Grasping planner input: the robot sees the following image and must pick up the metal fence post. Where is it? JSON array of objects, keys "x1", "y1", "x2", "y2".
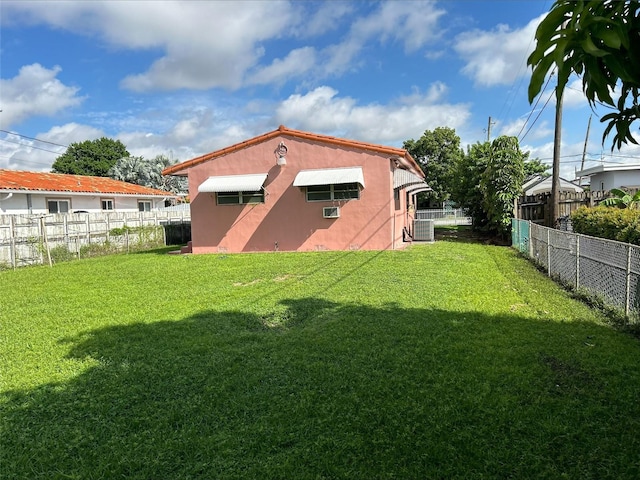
[
  {"x1": 626, "y1": 245, "x2": 632, "y2": 316},
  {"x1": 9, "y1": 215, "x2": 16, "y2": 269},
  {"x1": 576, "y1": 234, "x2": 580, "y2": 291},
  {"x1": 547, "y1": 228, "x2": 552, "y2": 277}
]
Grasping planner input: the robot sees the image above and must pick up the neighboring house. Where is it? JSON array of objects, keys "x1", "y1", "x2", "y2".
[
  {"x1": 575, "y1": 163, "x2": 640, "y2": 192},
  {"x1": 522, "y1": 174, "x2": 585, "y2": 196},
  {"x1": 162, "y1": 125, "x2": 430, "y2": 253},
  {"x1": 0, "y1": 169, "x2": 176, "y2": 215}
]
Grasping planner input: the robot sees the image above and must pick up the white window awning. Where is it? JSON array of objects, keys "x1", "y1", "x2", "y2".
[
  {"x1": 406, "y1": 185, "x2": 432, "y2": 195},
  {"x1": 198, "y1": 173, "x2": 268, "y2": 193},
  {"x1": 394, "y1": 168, "x2": 431, "y2": 194},
  {"x1": 293, "y1": 167, "x2": 365, "y2": 188},
  {"x1": 393, "y1": 168, "x2": 424, "y2": 189}
]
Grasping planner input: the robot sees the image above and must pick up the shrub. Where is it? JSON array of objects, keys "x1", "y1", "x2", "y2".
[
  {"x1": 109, "y1": 226, "x2": 135, "y2": 236},
  {"x1": 570, "y1": 206, "x2": 640, "y2": 245},
  {"x1": 80, "y1": 241, "x2": 117, "y2": 258},
  {"x1": 49, "y1": 245, "x2": 76, "y2": 264}
]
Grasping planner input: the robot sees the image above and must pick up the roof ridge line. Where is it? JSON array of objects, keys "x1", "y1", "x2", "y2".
[{"x1": 162, "y1": 125, "x2": 412, "y2": 176}]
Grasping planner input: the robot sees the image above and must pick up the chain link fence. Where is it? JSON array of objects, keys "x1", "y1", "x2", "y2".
[{"x1": 512, "y1": 218, "x2": 640, "y2": 320}]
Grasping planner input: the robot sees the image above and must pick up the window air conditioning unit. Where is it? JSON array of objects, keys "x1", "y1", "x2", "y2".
[{"x1": 323, "y1": 206, "x2": 340, "y2": 218}]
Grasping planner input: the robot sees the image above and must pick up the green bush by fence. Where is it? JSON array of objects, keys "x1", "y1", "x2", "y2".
[{"x1": 570, "y1": 206, "x2": 640, "y2": 245}]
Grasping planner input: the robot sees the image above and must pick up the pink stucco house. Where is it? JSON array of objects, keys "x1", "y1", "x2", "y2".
[{"x1": 162, "y1": 125, "x2": 429, "y2": 253}]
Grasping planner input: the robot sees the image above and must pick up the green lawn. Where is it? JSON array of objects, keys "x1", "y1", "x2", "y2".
[{"x1": 1, "y1": 241, "x2": 640, "y2": 479}]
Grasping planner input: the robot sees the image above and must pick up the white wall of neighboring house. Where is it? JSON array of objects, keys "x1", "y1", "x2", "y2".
[
  {"x1": 0, "y1": 192, "x2": 166, "y2": 215},
  {"x1": 589, "y1": 171, "x2": 640, "y2": 192}
]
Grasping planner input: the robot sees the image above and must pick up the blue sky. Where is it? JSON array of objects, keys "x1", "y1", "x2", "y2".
[{"x1": 1, "y1": 0, "x2": 638, "y2": 180}]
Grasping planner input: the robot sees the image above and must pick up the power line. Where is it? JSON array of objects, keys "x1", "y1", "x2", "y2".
[
  {"x1": 517, "y1": 68, "x2": 555, "y2": 141},
  {"x1": 0, "y1": 137, "x2": 64, "y2": 155},
  {"x1": 519, "y1": 86, "x2": 555, "y2": 143},
  {"x1": 0, "y1": 129, "x2": 69, "y2": 149}
]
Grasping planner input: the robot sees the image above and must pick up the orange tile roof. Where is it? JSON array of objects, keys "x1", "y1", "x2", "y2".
[
  {"x1": 0, "y1": 169, "x2": 174, "y2": 197},
  {"x1": 162, "y1": 125, "x2": 424, "y2": 178}
]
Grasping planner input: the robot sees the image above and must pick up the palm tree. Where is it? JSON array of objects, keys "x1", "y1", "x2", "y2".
[
  {"x1": 602, "y1": 188, "x2": 640, "y2": 209},
  {"x1": 108, "y1": 155, "x2": 187, "y2": 194}
]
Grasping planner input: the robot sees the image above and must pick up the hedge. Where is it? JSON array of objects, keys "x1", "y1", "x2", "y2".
[{"x1": 570, "y1": 206, "x2": 640, "y2": 245}]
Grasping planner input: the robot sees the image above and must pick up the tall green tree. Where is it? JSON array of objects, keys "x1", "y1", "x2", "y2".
[
  {"x1": 481, "y1": 136, "x2": 527, "y2": 236},
  {"x1": 528, "y1": 0, "x2": 640, "y2": 149},
  {"x1": 403, "y1": 127, "x2": 463, "y2": 204},
  {"x1": 451, "y1": 141, "x2": 492, "y2": 229},
  {"x1": 451, "y1": 137, "x2": 527, "y2": 236},
  {"x1": 109, "y1": 154, "x2": 188, "y2": 193},
  {"x1": 52, "y1": 138, "x2": 130, "y2": 176},
  {"x1": 524, "y1": 158, "x2": 550, "y2": 177}
]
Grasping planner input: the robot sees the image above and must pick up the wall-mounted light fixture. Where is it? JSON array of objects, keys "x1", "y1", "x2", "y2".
[{"x1": 275, "y1": 141, "x2": 288, "y2": 166}]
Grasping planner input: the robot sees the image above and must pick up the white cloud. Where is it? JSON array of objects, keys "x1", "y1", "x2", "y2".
[
  {"x1": 499, "y1": 117, "x2": 553, "y2": 141},
  {"x1": 0, "y1": 123, "x2": 102, "y2": 171},
  {"x1": 454, "y1": 14, "x2": 544, "y2": 87},
  {"x1": 248, "y1": 47, "x2": 317, "y2": 86},
  {"x1": 2, "y1": 1, "x2": 446, "y2": 93},
  {"x1": 563, "y1": 78, "x2": 591, "y2": 109},
  {"x1": 322, "y1": 1, "x2": 445, "y2": 76},
  {"x1": 275, "y1": 84, "x2": 470, "y2": 145},
  {"x1": 0, "y1": 64, "x2": 85, "y2": 128},
  {"x1": 294, "y1": 2, "x2": 354, "y2": 38},
  {"x1": 43, "y1": 123, "x2": 104, "y2": 145},
  {"x1": 351, "y1": 1, "x2": 444, "y2": 53},
  {"x1": 3, "y1": 1, "x2": 296, "y2": 91}
]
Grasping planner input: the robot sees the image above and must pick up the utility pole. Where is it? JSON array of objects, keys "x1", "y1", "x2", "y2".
[
  {"x1": 578, "y1": 114, "x2": 592, "y2": 186},
  {"x1": 551, "y1": 87, "x2": 563, "y2": 227},
  {"x1": 486, "y1": 116, "x2": 495, "y2": 142}
]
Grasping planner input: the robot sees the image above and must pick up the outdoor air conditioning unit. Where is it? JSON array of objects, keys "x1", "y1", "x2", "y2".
[
  {"x1": 323, "y1": 206, "x2": 340, "y2": 218},
  {"x1": 413, "y1": 219, "x2": 435, "y2": 242}
]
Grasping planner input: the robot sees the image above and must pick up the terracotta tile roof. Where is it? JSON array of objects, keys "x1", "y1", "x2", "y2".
[
  {"x1": 162, "y1": 125, "x2": 424, "y2": 178},
  {"x1": 0, "y1": 169, "x2": 174, "y2": 197}
]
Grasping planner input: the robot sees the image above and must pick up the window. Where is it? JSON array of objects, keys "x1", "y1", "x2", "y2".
[
  {"x1": 47, "y1": 199, "x2": 70, "y2": 214},
  {"x1": 217, "y1": 190, "x2": 264, "y2": 205},
  {"x1": 306, "y1": 183, "x2": 360, "y2": 202},
  {"x1": 138, "y1": 201, "x2": 152, "y2": 212},
  {"x1": 101, "y1": 199, "x2": 114, "y2": 211}
]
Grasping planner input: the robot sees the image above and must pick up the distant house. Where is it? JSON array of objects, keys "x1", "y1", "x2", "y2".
[
  {"x1": 522, "y1": 174, "x2": 585, "y2": 196},
  {"x1": 0, "y1": 169, "x2": 176, "y2": 215},
  {"x1": 162, "y1": 125, "x2": 430, "y2": 253},
  {"x1": 575, "y1": 163, "x2": 640, "y2": 192}
]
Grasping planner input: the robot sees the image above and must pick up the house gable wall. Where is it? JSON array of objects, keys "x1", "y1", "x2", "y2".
[
  {"x1": 590, "y1": 171, "x2": 640, "y2": 191},
  {"x1": 188, "y1": 135, "x2": 397, "y2": 253}
]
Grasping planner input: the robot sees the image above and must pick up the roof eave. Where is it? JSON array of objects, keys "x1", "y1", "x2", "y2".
[
  {"x1": 0, "y1": 188, "x2": 175, "y2": 197},
  {"x1": 162, "y1": 125, "x2": 419, "y2": 176}
]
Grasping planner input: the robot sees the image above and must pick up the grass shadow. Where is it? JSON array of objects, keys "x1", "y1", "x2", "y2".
[
  {"x1": 435, "y1": 226, "x2": 510, "y2": 246},
  {"x1": 2, "y1": 299, "x2": 640, "y2": 479}
]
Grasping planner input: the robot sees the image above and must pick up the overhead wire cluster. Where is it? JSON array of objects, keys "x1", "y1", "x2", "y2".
[{"x1": 0, "y1": 128, "x2": 70, "y2": 169}]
